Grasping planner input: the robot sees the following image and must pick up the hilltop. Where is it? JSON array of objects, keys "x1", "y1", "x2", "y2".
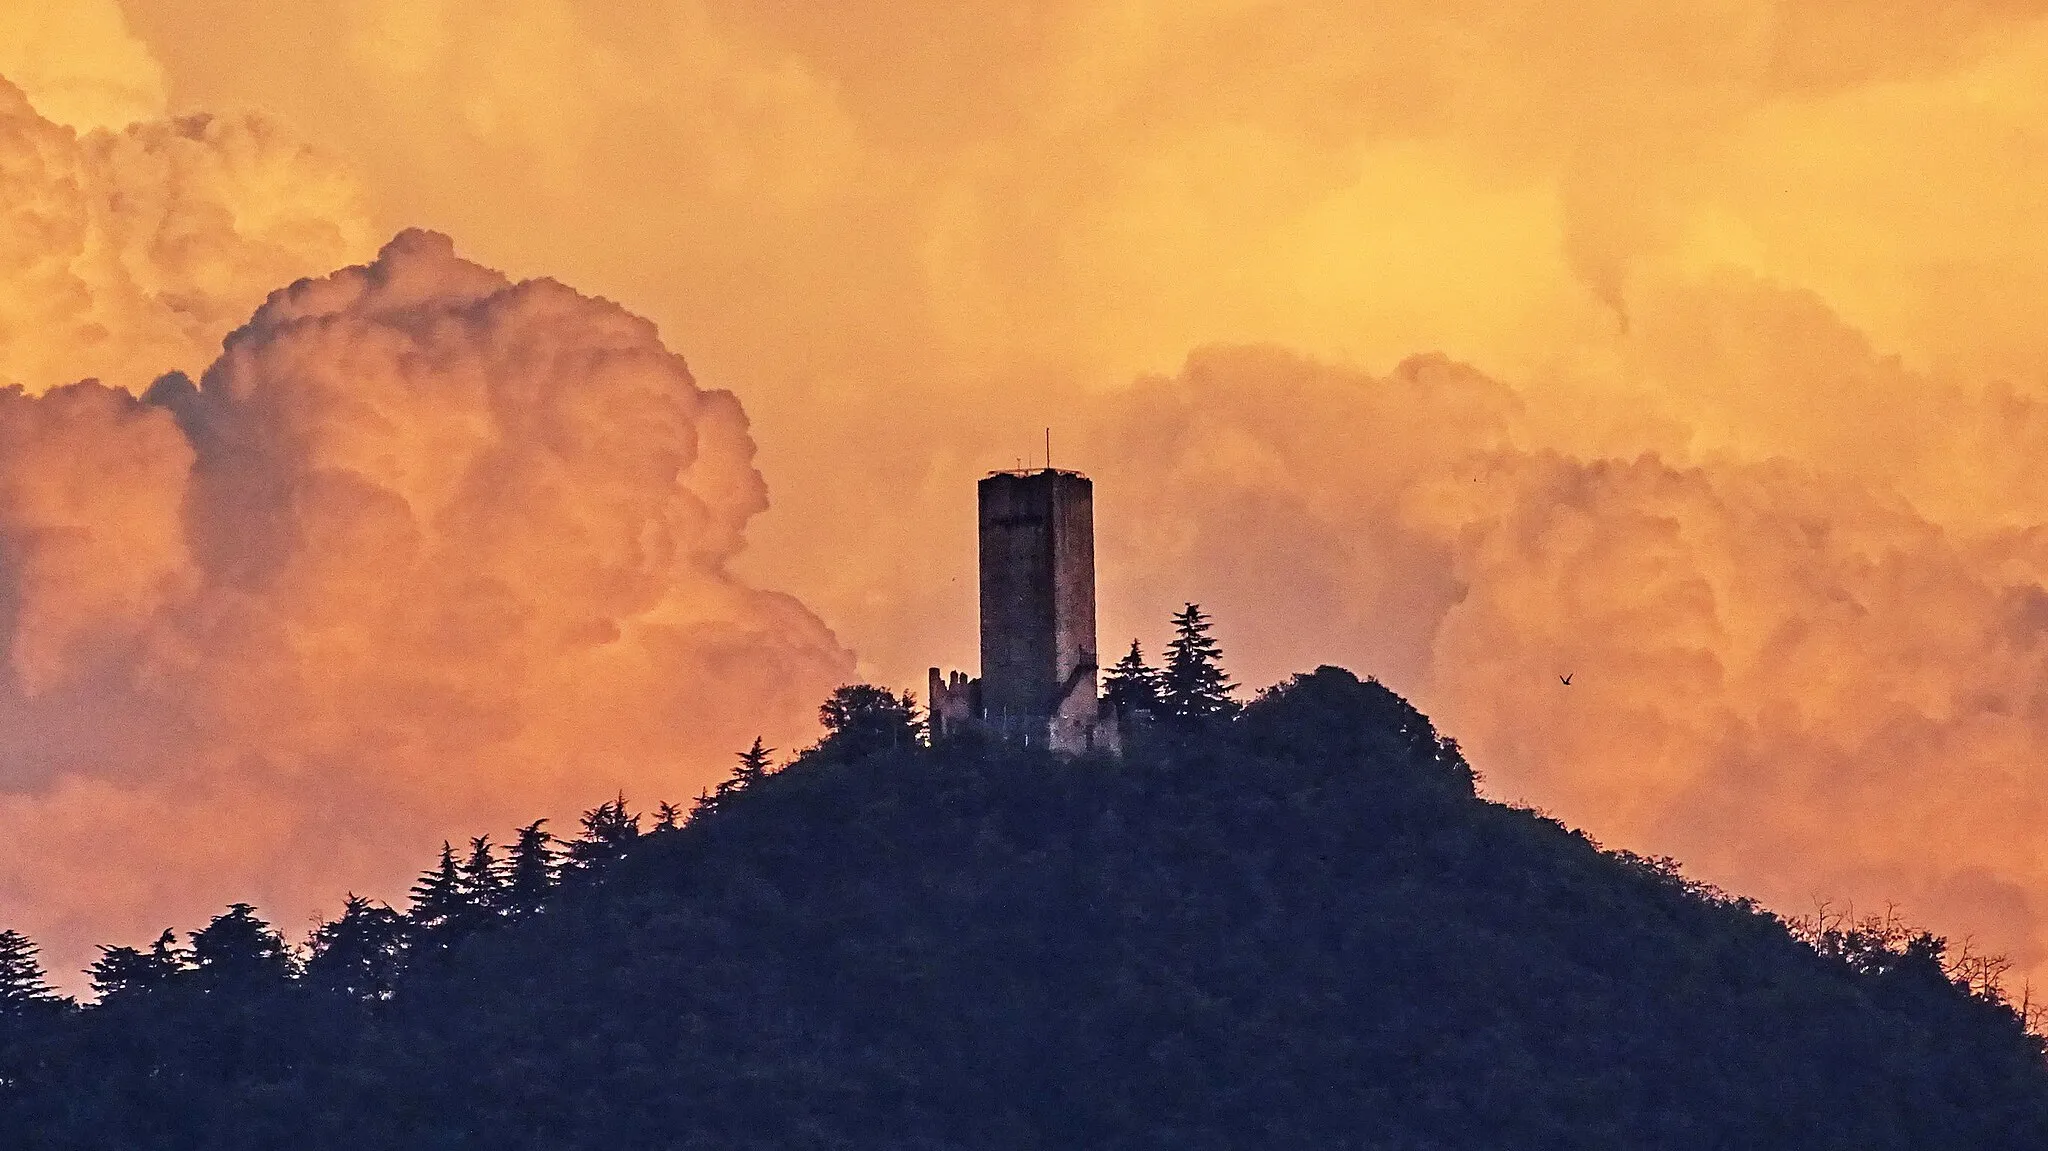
[{"x1": 2, "y1": 667, "x2": 2044, "y2": 1149}]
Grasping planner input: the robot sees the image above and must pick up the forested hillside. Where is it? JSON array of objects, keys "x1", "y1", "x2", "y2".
[{"x1": 1, "y1": 667, "x2": 2043, "y2": 1149}]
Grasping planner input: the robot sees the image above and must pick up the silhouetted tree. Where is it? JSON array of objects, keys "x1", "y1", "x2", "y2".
[
  {"x1": 409, "y1": 842, "x2": 467, "y2": 936},
  {"x1": 816, "y1": 685, "x2": 923, "y2": 759},
  {"x1": 459, "y1": 836, "x2": 506, "y2": 922},
  {"x1": 737, "y1": 736, "x2": 775, "y2": 784},
  {"x1": 0, "y1": 929, "x2": 56, "y2": 1012},
  {"x1": 87, "y1": 947, "x2": 155, "y2": 1001},
  {"x1": 89, "y1": 929, "x2": 187, "y2": 1000},
  {"x1": 504, "y1": 820, "x2": 559, "y2": 913},
  {"x1": 1161, "y1": 603, "x2": 1236, "y2": 721},
  {"x1": 1239, "y1": 666, "x2": 1476, "y2": 794},
  {"x1": 653, "y1": 801, "x2": 684, "y2": 832},
  {"x1": 712, "y1": 737, "x2": 778, "y2": 808},
  {"x1": 1103, "y1": 639, "x2": 1163, "y2": 718},
  {"x1": 568, "y1": 794, "x2": 641, "y2": 869},
  {"x1": 189, "y1": 903, "x2": 296, "y2": 986},
  {"x1": 306, "y1": 895, "x2": 407, "y2": 1001}
]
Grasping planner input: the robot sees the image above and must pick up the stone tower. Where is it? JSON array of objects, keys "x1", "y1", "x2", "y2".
[{"x1": 930, "y1": 467, "x2": 1113, "y2": 753}]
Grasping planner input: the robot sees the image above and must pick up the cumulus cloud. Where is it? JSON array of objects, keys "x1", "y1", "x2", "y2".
[
  {"x1": 0, "y1": 73, "x2": 368, "y2": 395},
  {"x1": 126, "y1": 0, "x2": 2048, "y2": 669},
  {"x1": 0, "y1": 0, "x2": 165, "y2": 131},
  {"x1": 1088, "y1": 340, "x2": 2048, "y2": 976},
  {"x1": 0, "y1": 231, "x2": 852, "y2": 984},
  {"x1": 29, "y1": 0, "x2": 2048, "y2": 995}
]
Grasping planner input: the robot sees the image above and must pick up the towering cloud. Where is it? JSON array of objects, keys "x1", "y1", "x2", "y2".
[
  {"x1": 118, "y1": 0, "x2": 2048, "y2": 678},
  {"x1": 0, "y1": 0, "x2": 164, "y2": 131},
  {"x1": 14, "y1": 1, "x2": 2048, "y2": 998},
  {"x1": 1092, "y1": 341, "x2": 2048, "y2": 976},
  {"x1": 0, "y1": 230, "x2": 852, "y2": 982},
  {"x1": 0, "y1": 74, "x2": 367, "y2": 396}
]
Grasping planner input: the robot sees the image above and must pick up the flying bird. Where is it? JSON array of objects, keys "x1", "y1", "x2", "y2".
[{"x1": 1559, "y1": 674, "x2": 1573, "y2": 686}]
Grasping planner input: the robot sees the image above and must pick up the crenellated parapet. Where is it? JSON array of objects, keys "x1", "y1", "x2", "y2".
[{"x1": 927, "y1": 667, "x2": 980, "y2": 741}]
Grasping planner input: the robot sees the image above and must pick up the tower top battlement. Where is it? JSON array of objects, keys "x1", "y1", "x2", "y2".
[{"x1": 981, "y1": 466, "x2": 1090, "y2": 479}]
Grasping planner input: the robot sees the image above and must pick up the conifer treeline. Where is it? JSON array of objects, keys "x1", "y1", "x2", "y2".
[
  {"x1": 2, "y1": 600, "x2": 2031, "y2": 1036},
  {"x1": 0, "y1": 758, "x2": 800, "y2": 1009},
  {"x1": 0, "y1": 661, "x2": 964, "y2": 1006},
  {"x1": 76, "y1": 794, "x2": 667, "y2": 1007},
  {"x1": 0, "y1": 604, "x2": 1237, "y2": 1005},
  {"x1": 1104, "y1": 601, "x2": 1236, "y2": 722},
  {"x1": 0, "y1": 639, "x2": 2046, "y2": 1147}
]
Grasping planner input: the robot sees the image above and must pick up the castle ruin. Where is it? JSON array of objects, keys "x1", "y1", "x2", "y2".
[{"x1": 929, "y1": 468, "x2": 1117, "y2": 755}]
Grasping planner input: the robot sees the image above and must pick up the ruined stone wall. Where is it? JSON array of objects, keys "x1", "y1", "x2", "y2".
[{"x1": 927, "y1": 667, "x2": 978, "y2": 740}]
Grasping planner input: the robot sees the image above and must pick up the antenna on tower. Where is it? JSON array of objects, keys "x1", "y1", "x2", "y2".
[{"x1": 1045, "y1": 427, "x2": 1052, "y2": 472}]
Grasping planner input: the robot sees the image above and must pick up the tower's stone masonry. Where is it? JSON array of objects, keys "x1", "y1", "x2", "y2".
[{"x1": 930, "y1": 468, "x2": 1116, "y2": 754}]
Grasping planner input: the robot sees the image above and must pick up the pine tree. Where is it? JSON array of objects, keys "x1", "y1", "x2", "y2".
[
  {"x1": 737, "y1": 737, "x2": 775, "y2": 784},
  {"x1": 505, "y1": 819, "x2": 559, "y2": 913},
  {"x1": 189, "y1": 903, "x2": 296, "y2": 986},
  {"x1": 714, "y1": 737, "x2": 778, "y2": 807},
  {"x1": 653, "y1": 801, "x2": 684, "y2": 832},
  {"x1": 149, "y1": 927, "x2": 187, "y2": 970},
  {"x1": 568, "y1": 793, "x2": 641, "y2": 870},
  {"x1": 409, "y1": 841, "x2": 467, "y2": 935},
  {"x1": 1161, "y1": 603, "x2": 1237, "y2": 721},
  {"x1": 306, "y1": 895, "x2": 408, "y2": 1001},
  {"x1": 1103, "y1": 639, "x2": 1163, "y2": 718},
  {"x1": 89, "y1": 930, "x2": 187, "y2": 1001},
  {"x1": 0, "y1": 929, "x2": 56, "y2": 1012},
  {"x1": 458, "y1": 836, "x2": 506, "y2": 920}
]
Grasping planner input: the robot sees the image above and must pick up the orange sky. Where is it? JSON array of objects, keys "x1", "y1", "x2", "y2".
[{"x1": 5, "y1": 0, "x2": 2048, "y2": 991}]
